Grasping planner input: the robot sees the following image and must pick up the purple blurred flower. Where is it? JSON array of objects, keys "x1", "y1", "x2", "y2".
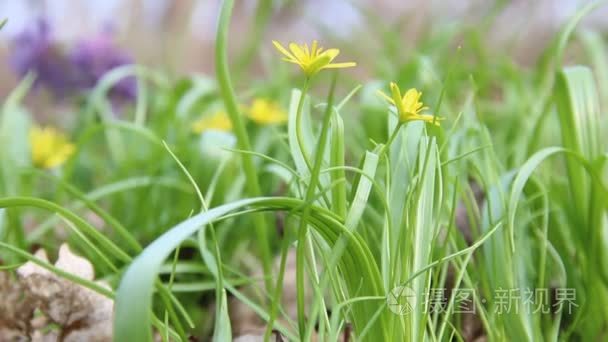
[
  {"x1": 9, "y1": 19, "x2": 136, "y2": 102},
  {"x1": 9, "y1": 19, "x2": 80, "y2": 96},
  {"x1": 70, "y1": 31, "x2": 137, "y2": 102}
]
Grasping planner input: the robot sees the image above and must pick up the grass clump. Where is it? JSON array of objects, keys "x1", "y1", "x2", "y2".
[{"x1": 1, "y1": 2, "x2": 607, "y2": 341}]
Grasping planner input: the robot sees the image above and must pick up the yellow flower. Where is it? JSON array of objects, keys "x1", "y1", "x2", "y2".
[
  {"x1": 272, "y1": 40, "x2": 356, "y2": 77},
  {"x1": 247, "y1": 98, "x2": 287, "y2": 125},
  {"x1": 192, "y1": 111, "x2": 233, "y2": 134},
  {"x1": 30, "y1": 126, "x2": 75, "y2": 169},
  {"x1": 378, "y1": 83, "x2": 442, "y2": 125}
]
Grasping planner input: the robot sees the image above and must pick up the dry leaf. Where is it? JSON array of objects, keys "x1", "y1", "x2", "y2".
[
  {"x1": 16, "y1": 243, "x2": 113, "y2": 341},
  {"x1": 0, "y1": 264, "x2": 37, "y2": 339}
]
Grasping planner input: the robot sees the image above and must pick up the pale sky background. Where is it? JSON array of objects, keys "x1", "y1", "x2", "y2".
[
  {"x1": 1, "y1": 0, "x2": 606, "y2": 40},
  {"x1": 0, "y1": 0, "x2": 606, "y2": 77}
]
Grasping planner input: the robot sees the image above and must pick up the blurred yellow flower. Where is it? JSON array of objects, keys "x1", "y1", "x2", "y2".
[
  {"x1": 30, "y1": 126, "x2": 75, "y2": 169},
  {"x1": 378, "y1": 83, "x2": 442, "y2": 125},
  {"x1": 247, "y1": 98, "x2": 287, "y2": 125},
  {"x1": 192, "y1": 112, "x2": 233, "y2": 134},
  {"x1": 272, "y1": 40, "x2": 356, "y2": 77}
]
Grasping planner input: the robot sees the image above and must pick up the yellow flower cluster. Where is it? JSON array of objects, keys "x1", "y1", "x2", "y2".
[
  {"x1": 195, "y1": 41, "x2": 442, "y2": 134},
  {"x1": 192, "y1": 98, "x2": 288, "y2": 133},
  {"x1": 30, "y1": 126, "x2": 75, "y2": 169},
  {"x1": 272, "y1": 40, "x2": 442, "y2": 126}
]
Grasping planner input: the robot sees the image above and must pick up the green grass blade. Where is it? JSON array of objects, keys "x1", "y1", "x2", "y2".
[
  {"x1": 215, "y1": 0, "x2": 272, "y2": 291},
  {"x1": 213, "y1": 289, "x2": 232, "y2": 341},
  {"x1": 330, "y1": 110, "x2": 348, "y2": 218},
  {"x1": 345, "y1": 150, "x2": 379, "y2": 230}
]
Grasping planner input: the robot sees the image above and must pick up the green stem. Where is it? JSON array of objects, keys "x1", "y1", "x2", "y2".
[
  {"x1": 296, "y1": 79, "x2": 313, "y2": 172},
  {"x1": 296, "y1": 73, "x2": 338, "y2": 338},
  {"x1": 295, "y1": 79, "x2": 332, "y2": 208},
  {"x1": 216, "y1": 0, "x2": 273, "y2": 293},
  {"x1": 379, "y1": 122, "x2": 403, "y2": 158}
]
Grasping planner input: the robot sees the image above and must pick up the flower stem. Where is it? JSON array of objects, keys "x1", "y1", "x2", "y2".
[
  {"x1": 379, "y1": 122, "x2": 403, "y2": 157},
  {"x1": 216, "y1": 0, "x2": 272, "y2": 293},
  {"x1": 296, "y1": 78, "x2": 313, "y2": 172},
  {"x1": 296, "y1": 73, "x2": 338, "y2": 338},
  {"x1": 295, "y1": 78, "x2": 333, "y2": 208}
]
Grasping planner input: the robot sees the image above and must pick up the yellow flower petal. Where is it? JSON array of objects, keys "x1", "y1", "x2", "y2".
[
  {"x1": 376, "y1": 90, "x2": 396, "y2": 105},
  {"x1": 323, "y1": 62, "x2": 357, "y2": 69},
  {"x1": 417, "y1": 114, "x2": 442, "y2": 126},
  {"x1": 305, "y1": 54, "x2": 332, "y2": 76},
  {"x1": 310, "y1": 40, "x2": 319, "y2": 56},
  {"x1": 390, "y1": 83, "x2": 403, "y2": 113},
  {"x1": 289, "y1": 43, "x2": 308, "y2": 63},
  {"x1": 320, "y1": 48, "x2": 340, "y2": 61},
  {"x1": 302, "y1": 43, "x2": 311, "y2": 58},
  {"x1": 282, "y1": 57, "x2": 301, "y2": 65},
  {"x1": 272, "y1": 40, "x2": 296, "y2": 60}
]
